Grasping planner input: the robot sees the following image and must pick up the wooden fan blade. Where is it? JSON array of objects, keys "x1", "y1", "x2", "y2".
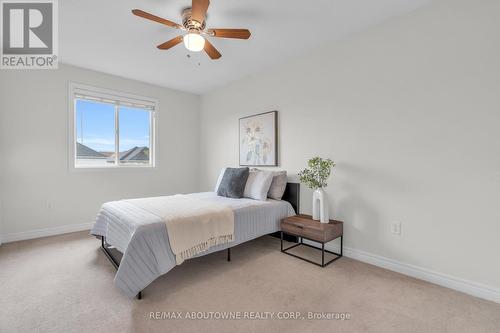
[
  {"x1": 203, "y1": 39, "x2": 221, "y2": 59},
  {"x1": 157, "y1": 36, "x2": 184, "y2": 50},
  {"x1": 208, "y1": 29, "x2": 251, "y2": 39},
  {"x1": 191, "y1": 0, "x2": 210, "y2": 24},
  {"x1": 132, "y1": 9, "x2": 182, "y2": 29}
]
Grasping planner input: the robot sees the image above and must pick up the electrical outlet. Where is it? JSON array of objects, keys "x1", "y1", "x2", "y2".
[{"x1": 391, "y1": 222, "x2": 402, "y2": 235}]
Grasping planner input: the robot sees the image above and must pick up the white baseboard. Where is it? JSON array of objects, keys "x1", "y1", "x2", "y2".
[
  {"x1": 1, "y1": 222, "x2": 93, "y2": 243},
  {"x1": 303, "y1": 239, "x2": 500, "y2": 304}
]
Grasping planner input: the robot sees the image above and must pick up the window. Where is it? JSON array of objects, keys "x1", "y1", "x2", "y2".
[{"x1": 69, "y1": 83, "x2": 157, "y2": 169}]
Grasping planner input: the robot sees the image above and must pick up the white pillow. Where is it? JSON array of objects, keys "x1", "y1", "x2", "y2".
[
  {"x1": 250, "y1": 168, "x2": 288, "y2": 200},
  {"x1": 214, "y1": 167, "x2": 227, "y2": 192},
  {"x1": 243, "y1": 170, "x2": 274, "y2": 201}
]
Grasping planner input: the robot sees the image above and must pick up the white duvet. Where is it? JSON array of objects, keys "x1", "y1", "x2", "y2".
[
  {"x1": 91, "y1": 192, "x2": 296, "y2": 297},
  {"x1": 125, "y1": 194, "x2": 234, "y2": 264}
]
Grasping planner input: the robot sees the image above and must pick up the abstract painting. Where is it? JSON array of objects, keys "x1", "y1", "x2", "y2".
[{"x1": 239, "y1": 111, "x2": 278, "y2": 166}]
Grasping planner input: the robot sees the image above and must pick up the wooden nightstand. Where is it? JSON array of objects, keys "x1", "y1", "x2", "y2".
[{"x1": 281, "y1": 214, "x2": 343, "y2": 267}]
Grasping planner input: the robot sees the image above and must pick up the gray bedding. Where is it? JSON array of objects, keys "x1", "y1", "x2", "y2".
[{"x1": 90, "y1": 192, "x2": 295, "y2": 298}]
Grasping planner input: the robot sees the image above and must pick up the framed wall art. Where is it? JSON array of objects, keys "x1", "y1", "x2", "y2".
[{"x1": 239, "y1": 111, "x2": 278, "y2": 166}]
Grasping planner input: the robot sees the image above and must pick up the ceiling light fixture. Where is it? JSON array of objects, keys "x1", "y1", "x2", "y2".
[
  {"x1": 131, "y1": 1, "x2": 251, "y2": 60},
  {"x1": 183, "y1": 32, "x2": 205, "y2": 52}
]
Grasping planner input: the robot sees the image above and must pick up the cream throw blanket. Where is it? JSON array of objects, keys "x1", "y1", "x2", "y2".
[{"x1": 125, "y1": 195, "x2": 234, "y2": 264}]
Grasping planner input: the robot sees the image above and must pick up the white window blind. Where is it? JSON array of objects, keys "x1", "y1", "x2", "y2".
[{"x1": 73, "y1": 87, "x2": 156, "y2": 110}]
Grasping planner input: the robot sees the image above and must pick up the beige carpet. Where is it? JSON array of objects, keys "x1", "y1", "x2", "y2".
[{"x1": 1, "y1": 231, "x2": 499, "y2": 333}]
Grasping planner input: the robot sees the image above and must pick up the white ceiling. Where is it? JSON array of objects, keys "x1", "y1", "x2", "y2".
[{"x1": 60, "y1": 0, "x2": 430, "y2": 94}]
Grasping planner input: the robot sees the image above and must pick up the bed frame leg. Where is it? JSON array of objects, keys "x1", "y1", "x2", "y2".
[
  {"x1": 227, "y1": 248, "x2": 231, "y2": 262},
  {"x1": 137, "y1": 291, "x2": 142, "y2": 300}
]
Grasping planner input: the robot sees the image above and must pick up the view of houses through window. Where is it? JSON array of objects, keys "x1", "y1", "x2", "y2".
[{"x1": 74, "y1": 98, "x2": 154, "y2": 168}]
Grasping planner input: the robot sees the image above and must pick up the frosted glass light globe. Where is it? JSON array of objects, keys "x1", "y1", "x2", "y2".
[{"x1": 183, "y1": 33, "x2": 205, "y2": 52}]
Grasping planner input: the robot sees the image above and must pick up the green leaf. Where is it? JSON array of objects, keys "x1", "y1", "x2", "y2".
[{"x1": 298, "y1": 156, "x2": 335, "y2": 189}]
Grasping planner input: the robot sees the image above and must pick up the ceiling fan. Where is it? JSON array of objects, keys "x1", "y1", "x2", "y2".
[{"x1": 132, "y1": 0, "x2": 251, "y2": 60}]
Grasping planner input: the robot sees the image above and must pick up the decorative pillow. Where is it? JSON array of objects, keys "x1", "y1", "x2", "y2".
[
  {"x1": 243, "y1": 170, "x2": 274, "y2": 201},
  {"x1": 217, "y1": 167, "x2": 250, "y2": 198},
  {"x1": 214, "y1": 167, "x2": 227, "y2": 192},
  {"x1": 268, "y1": 170, "x2": 287, "y2": 200}
]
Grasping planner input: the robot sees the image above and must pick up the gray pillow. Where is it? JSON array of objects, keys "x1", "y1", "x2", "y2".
[
  {"x1": 217, "y1": 167, "x2": 250, "y2": 198},
  {"x1": 268, "y1": 171, "x2": 287, "y2": 200}
]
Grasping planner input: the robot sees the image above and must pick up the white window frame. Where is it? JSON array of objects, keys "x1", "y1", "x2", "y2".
[{"x1": 68, "y1": 82, "x2": 158, "y2": 171}]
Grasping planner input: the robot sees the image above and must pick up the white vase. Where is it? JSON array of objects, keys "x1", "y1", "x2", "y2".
[{"x1": 312, "y1": 188, "x2": 329, "y2": 223}]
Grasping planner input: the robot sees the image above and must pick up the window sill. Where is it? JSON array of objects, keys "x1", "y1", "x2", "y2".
[{"x1": 69, "y1": 165, "x2": 157, "y2": 173}]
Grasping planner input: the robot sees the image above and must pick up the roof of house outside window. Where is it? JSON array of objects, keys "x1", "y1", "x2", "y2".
[
  {"x1": 106, "y1": 146, "x2": 149, "y2": 163},
  {"x1": 76, "y1": 142, "x2": 107, "y2": 159}
]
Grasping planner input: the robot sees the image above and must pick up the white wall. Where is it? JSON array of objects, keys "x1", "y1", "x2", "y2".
[
  {"x1": 0, "y1": 175, "x2": 3, "y2": 245},
  {"x1": 0, "y1": 64, "x2": 200, "y2": 238},
  {"x1": 0, "y1": 107, "x2": 4, "y2": 243},
  {"x1": 200, "y1": 0, "x2": 500, "y2": 291},
  {"x1": 0, "y1": 153, "x2": 3, "y2": 243}
]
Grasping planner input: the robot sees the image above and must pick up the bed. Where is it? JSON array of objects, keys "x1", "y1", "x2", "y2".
[{"x1": 90, "y1": 183, "x2": 300, "y2": 299}]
